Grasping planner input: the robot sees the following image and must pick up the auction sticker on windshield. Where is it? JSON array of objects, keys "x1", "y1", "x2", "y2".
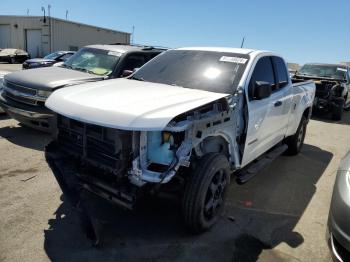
[
  {"x1": 337, "y1": 68, "x2": 347, "y2": 72},
  {"x1": 219, "y1": 56, "x2": 248, "y2": 64}
]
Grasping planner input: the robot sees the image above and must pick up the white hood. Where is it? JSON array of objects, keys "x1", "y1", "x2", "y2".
[{"x1": 46, "y1": 78, "x2": 229, "y2": 131}]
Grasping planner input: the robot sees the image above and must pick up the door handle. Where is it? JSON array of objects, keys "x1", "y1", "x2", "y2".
[{"x1": 274, "y1": 101, "x2": 283, "y2": 107}]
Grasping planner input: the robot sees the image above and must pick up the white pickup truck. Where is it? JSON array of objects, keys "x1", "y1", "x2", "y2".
[{"x1": 45, "y1": 47, "x2": 315, "y2": 241}]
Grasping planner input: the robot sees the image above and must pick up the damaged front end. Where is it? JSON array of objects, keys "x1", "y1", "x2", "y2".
[
  {"x1": 44, "y1": 86, "x2": 247, "y2": 244},
  {"x1": 45, "y1": 117, "x2": 141, "y2": 210},
  {"x1": 45, "y1": 92, "x2": 242, "y2": 212},
  {"x1": 313, "y1": 80, "x2": 345, "y2": 110}
]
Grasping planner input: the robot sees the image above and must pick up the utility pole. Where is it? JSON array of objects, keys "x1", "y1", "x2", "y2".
[
  {"x1": 26, "y1": 9, "x2": 29, "y2": 15},
  {"x1": 240, "y1": 37, "x2": 245, "y2": 48},
  {"x1": 131, "y1": 25, "x2": 135, "y2": 44},
  {"x1": 65, "y1": 10, "x2": 68, "y2": 20},
  {"x1": 41, "y1": 6, "x2": 46, "y2": 23},
  {"x1": 48, "y1": 4, "x2": 52, "y2": 53}
]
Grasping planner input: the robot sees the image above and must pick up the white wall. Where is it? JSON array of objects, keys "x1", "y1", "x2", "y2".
[
  {"x1": 0, "y1": 16, "x2": 130, "y2": 57},
  {"x1": 0, "y1": 16, "x2": 47, "y2": 55},
  {"x1": 52, "y1": 18, "x2": 130, "y2": 51}
]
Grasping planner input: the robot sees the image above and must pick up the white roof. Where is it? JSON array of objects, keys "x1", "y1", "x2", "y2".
[
  {"x1": 85, "y1": 44, "x2": 142, "y2": 54},
  {"x1": 176, "y1": 47, "x2": 277, "y2": 59},
  {"x1": 177, "y1": 46, "x2": 257, "y2": 54}
]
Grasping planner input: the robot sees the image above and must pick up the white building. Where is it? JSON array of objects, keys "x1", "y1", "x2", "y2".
[{"x1": 0, "y1": 15, "x2": 131, "y2": 58}]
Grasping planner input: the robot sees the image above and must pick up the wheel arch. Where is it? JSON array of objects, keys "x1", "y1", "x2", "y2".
[
  {"x1": 193, "y1": 134, "x2": 232, "y2": 162},
  {"x1": 303, "y1": 106, "x2": 312, "y2": 121}
]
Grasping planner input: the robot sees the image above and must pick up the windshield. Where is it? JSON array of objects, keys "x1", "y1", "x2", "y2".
[
  {"x1": 44, "y1": 52, "x2": 62, "y2": 60},
  {"x1": 63, "y1": 48, "x2": 121, "y2": 76},
  {"x1": 297, "y1": 64, "x2": 347, "y2": 80},
  {"x1": 132, "y1": 50, "x2": 249, "y2": 94}
]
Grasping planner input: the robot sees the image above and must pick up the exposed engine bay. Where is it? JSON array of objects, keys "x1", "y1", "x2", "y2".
[{"x1": 293, "y1": 75, "x2": 347, "y2": 120}]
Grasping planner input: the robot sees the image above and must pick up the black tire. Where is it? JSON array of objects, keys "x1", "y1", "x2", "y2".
[
  {"x1": 9, "y1": 57, "x2": 16, "y2": 64},
  {"x1": 285, "y1": 116, "x2": 307, "y2": 155},
  {"x1": 183, "y1": 153, "x2": 231, "y2": 233},
  {"x1": 331, "y1": 98, "x2": 344, "y2": 120}
]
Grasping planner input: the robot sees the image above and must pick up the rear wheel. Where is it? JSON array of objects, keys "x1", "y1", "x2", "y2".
[
  {"x1": 285, "y1": 116, "x2": 307, "y2": 155},
  {"x1": 183, "y1": 153, "x2": 230, "y2": 233}
]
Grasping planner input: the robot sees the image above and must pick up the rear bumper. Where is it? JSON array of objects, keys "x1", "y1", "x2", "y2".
[{"x1": 0, "y1": 91, "x2": 55, "y2": 132}]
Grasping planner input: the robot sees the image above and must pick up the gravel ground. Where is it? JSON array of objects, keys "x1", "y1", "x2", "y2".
[{"x1": 0, "y1": 63, "x2": 349, "y2": 261}]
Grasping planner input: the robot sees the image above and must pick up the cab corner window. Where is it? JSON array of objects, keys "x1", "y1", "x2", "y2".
[{"x1": 273, "y1": 56, "x2": 289, "y2": 89}]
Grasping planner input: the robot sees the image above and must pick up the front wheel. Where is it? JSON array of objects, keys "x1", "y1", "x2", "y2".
[
  {"x1": 285, "y1": 116, "x2": 307, "y2": 155},
  {"x1": 182, "y1": 153, "x2": 231, "y2": 233}
]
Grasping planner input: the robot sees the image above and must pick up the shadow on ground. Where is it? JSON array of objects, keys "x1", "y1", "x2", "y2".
[
  {"x1": 44, "y1": 144, "x2": 332, "y2": 262},
  {"x1": 0, "y1": 121, "x2": 50, "y2": 151},
  {"x1": 311, "y1": 109, "x2": 350, "y2": 125},
  {"x1": 0, "y1": 114, "x2": 10, "y2": 120}
]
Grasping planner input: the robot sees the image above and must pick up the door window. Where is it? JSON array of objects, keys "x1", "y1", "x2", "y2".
[
  {"x1": 249, "y1": 56, "x2": 276, "y2": 98},
  {"x1": 120, "y1": 54, "x2": 147, "y2": 73}
]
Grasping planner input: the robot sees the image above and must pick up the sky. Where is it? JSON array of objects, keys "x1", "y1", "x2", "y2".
[{"x1": 1, "y1": 0, "x2": 349, "y2": 64}]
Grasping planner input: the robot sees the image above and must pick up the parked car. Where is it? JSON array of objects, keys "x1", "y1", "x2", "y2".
[
  {"x1": 0, "y1": 44, "x2": 166, "y2": 131},
  {"x1": 327, "y1": 150, "x2": 350, "y2": 262},
  {"x1": 0, "y1": 71, "x2": 11, "y2": 114},
  {"x1": 0, "y1": 48, "x2": 30, "y2": 64},
  {"x1": 22, "y1": 51, "x2": 75, "y2": 69},
  {"x1": 45, "y1": 47, "x2": 315, "y2": 242},
  {"x1": 293, "y1": 63, "x2": 350, "y2": 120}
]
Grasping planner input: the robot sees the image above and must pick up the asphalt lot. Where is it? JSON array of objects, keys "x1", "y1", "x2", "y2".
[{"x1": 0, "y1": 63, "x2": 349, "y2": 262}]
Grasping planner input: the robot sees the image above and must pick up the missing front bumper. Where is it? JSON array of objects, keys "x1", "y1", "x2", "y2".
[{"x1": 45, "y1": 141, "x2": 139, "y2": 210}]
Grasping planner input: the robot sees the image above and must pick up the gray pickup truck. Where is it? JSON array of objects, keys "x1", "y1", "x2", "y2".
[{"x1": 0, "y1": 44, "x2": 165, "y2": 131}]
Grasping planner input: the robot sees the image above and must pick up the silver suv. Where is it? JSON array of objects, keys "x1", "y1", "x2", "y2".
[{"x1": 0, "y1": 44, "x2": 166, "y2": 132}]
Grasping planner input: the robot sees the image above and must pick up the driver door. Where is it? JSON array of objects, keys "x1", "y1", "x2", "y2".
[{"x1": 241, "y1": 56, "x2": 287, "y2": 167}]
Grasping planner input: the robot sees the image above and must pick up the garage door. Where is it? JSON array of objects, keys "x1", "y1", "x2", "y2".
[
  {"x1": 0, "y1": 25, "x2": 11, "y2": 48},
  {"x1": 26, "y1": 29, "x2": 42, "y2": 58}
]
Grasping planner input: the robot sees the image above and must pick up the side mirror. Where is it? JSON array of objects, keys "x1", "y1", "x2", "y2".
[
  {"x1": 254, "y1": 81, "x2": 272, "y2": 100},
  {"x1": 122, "y1": 69, "x2": 133, "y2": 78}
]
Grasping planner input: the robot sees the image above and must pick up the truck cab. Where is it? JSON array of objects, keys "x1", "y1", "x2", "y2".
[{"x1": 0, "y1": 44, "x2": 166, "y2": 132}]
